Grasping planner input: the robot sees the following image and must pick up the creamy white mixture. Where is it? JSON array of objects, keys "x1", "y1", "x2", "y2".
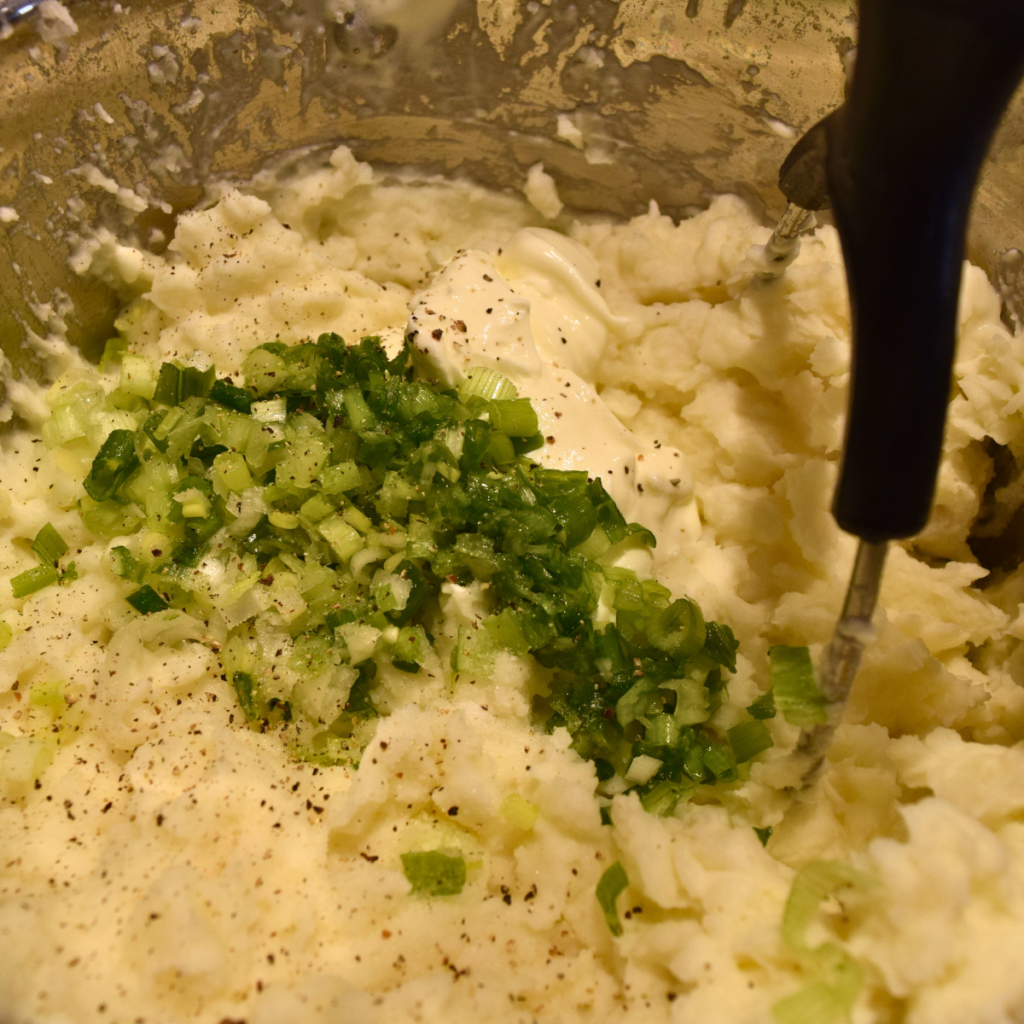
[{"x1": 3, "y1": 146, "x2": 1024, "y2": 1024}]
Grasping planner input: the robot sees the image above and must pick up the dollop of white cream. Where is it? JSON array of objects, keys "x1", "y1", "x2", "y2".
[{"x1": 405, "y1": 230, "x2": 695, "y2": 533}]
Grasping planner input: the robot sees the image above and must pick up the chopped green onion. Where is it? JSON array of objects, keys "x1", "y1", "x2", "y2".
[
  {"x1": 596, "y1": 861, "x2": 629, "y2": 936},
  {"x1": 342, "y1": 388, "x2": 377, "y2": 430},
  {"x1": 29, "y1": 678, "x2": 67, "y2": 715},
  {"x1": 110, "y1": 546, "x2": 145, "y2": 582},
  {"x1": 703, "y1": 621, "x2": 739, "y2": 672},
  {"x1": 487, "y1": 398, "x2": 538, "y2": 437},
  {"x1": 773, "y1": 861, "x2": 871, "y2": 1024},
  {"x1": 647, "y1": 598, "x2": 706, "y2": 658},
  {"x1": 31, "y1": 523, "x2": 69, "y2": 566},
  {"x1": 770, "y1": 645, "x2": 828, "y2": 728},
  {"x1": 251, "y1": 397, "x2": 288, "y2": 423},
  {"x1": 727, "y1": 719, "x2": 774, "y2": 763},
  {"x1": 0, "y1": 622, "x2": 11, "y2": 651},
  {"x1": 212, "y1": 451, "x2": 253, "y2": 494},
  {"x1": 499, "y1": 793, "x2": 538, "y2": 830},
  {"x1": 59, "y1": 562, "x2": 78, "y2": 585},
  {"x1": 231, "y1": 671, "x2": 260, "y2": 720},
  {"x1": 640, "y1": 780, "x2": 689, "y2": 817},
  {"x1": 320, "y1": 460, "x2": 361, "y2": 495},
  {"x1": 459, "y1": 366, "x2": 517, "y2": 402},
  {"x1": 120, "y1": 354, "x2": 157, "y2": 399},
  {"x1": 85, "y1": 409, "x2": 138, "y2": 451},
  {"x1": 41, "y1": 403, "x2": 86, "y2": 448},
  {"x1": 153, "y1": 361, "x2": 215, "y2": 406},
  {"x1": 747, "y1": 690, "x2": 777, "y2": 720},
  {"x1": 318, "y1": 516, "x2": 364, "y2": 562},
  {"x1": 754, "y1": 826, "x2": 773, "y2": 847},
  {"x1": 80, "y1": 499, "x2": 144, "y2": 539},
  {"x1": 98, "y1": 336, "x2": 128, "y2": 372},
  {"x1": 127, "y1": 585, "x2": 169, "y2": 614},
  {"x1": 401, "y1": 850, "x2": 466, "y2": 896},
  {"x1": 209, "y1": 378, "x2": 253, "y2": 413},
  {"x1": 83, "y1": 429, "x2": 140, "y2": 502},
  {"x1": 782, "y1": 861, "x2": 869, "y2": 953},
  {"x1": 46, "y1": 333, "x2": 747, "y2": 806},
  {"x1": 11, "y1": 565, "x2": 59, "y2": 599}
]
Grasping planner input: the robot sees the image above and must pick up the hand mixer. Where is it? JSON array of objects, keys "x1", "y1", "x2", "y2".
[{"x1": 766, "y1": 0, "x2": 1024, "y2": 782}]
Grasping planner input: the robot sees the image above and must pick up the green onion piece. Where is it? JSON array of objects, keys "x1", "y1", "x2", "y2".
[
  {"x1": 727, "y1": 719, "x2": 774, "y2": 763},
  {"x1": 119, "y1": 354, "x2": 157, "y2": 399},
  {"x1": 640, "y1": 780, "x2": 689, "y2": 817},
  {"x1": 11, "y1": 565, "x2": 59, "y2": 599},
  {"x1": 31, "y1": 523, "x2": 69, "y2": 566},
  {"x1": 772, "y1": 966, "x2": 863, "y2": 1024},
  {"x1": 754, "y1": 826, "x2": 773, "y2": 847},
  {"x1": 29, "y1": 678, "x2": 67, "y2": 714},
  {"x1": 251, "y1": 397, "x2": 288, "y2": 424},
  {"x1": 596, "y1": 861, "x2": 629, "y2": 936},
  {"x1": 41, "y1": 403, "x2": 86, "y2": 448},
  {"x1": 703, "y1": 741, "x2": 738, "y2": 782},
  {"x1": 152, "y1": 362, "x2": 182, "y2": 405},
  {"x1": 599, "y1": 806, "x2": 613, "y2": 827},
  {"x1": 499, "y1": 793, "x2": 538, "y2": 830},
  {"x1": 110, "y1": 546, "x2": 145, "y2": 582},
  {"x1": 127, "y1": 585, "x2": 169, "y2": 614},
  {"x1": 0, "y1": 621, "x2": 11, "y2": 651},
  {"x1": 320, "y1": 460, "x2": 361, "y2": 495},
  {"x1": 782, "y1": 861, "x2": 869, "y2": 954},
  {"x1": 318, "y1": 515, "x2": 364, "y2": 562},
  {"x1": 770, "y1": 645, "x2": 828, "y2": 728},
  {"x1": 181, "y1": 365, "x2": 215, "y2": 401},
  {"x1": 342, "y1": 388, "x2": 377, "y2": 430},
  {"x1": 232, "y1": 671, "x2": 260, "y2": 720},
  {"x1": 459, "y1": 366, "x2": 517, "y2": 402},
  {"x1": 209, "y1": 378, "x2": 253, "y2": 413},
  {"x1": 702, "y1": 621, "x2": 739, "y2": 672},
  {"x1": 153, "y1": 361, "x2": 215, "y2": 406},
  {"x1": 83, "y1": 429, "x2": 140, "y2": 502},
  {"x1": 80, "y1": 500, "x2": 144, "y2": 539},
  {"x1": 98, "y1": 336, "x2": 128, "y2": 372},
  {"x1": 647, "y1": 598, "x2": 706, "y2": 658},
  {"x1": 512, "y1": 431, "x2": 545, "y2": 455},
  {"x1": 59, "y1": 562, "x2": 78, "y2": 585},
  {"x1": 401, "y1": 850, "x2": 466, "y2": 896},
  {"x1": 487, "y1": 398, "x2": 538, "y2": 437},
  {"x1": 747, "y1": 690, "x2": 777, "y2": 720},
  {"x1": 773, "y1": 861, "x2": 871, "y2": 1024}
]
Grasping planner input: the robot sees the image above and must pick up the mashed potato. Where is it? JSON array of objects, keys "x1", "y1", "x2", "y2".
[{"x1": 3, "y1": 146, "x2": 1024, "y2": 1024}]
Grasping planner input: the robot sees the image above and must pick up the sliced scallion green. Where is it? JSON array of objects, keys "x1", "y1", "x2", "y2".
[
  {"x1": 110, "y1": 546, "x2": 145, "y2": 583},
  {"x1": 83, "y1": 429, "x2": 140, "y2": 502},
  {"x1": 727, "y1": 719, "x2": 774, "y2": 763},
  {"x1": 459, "y1": 366, "x2": 516, "y2": 402},
  {"x1": 11, "y1": 565, "x2": 59, "y2": 599},
  {"x1": 400, "y1": 850, "x2": 466, "y2": 896},
  {"x1": 31, "y1": 523, "x2": 69, "y2": 566},
  {"x1": 596, "y1": 861, "x2": 629, "y2": 936},
  {"x1": 209, "y1": 377, "x2": 254, "y2": 413},
  {"x1": 126, "y1": 585, "x2": 169, "y2": 614},
  {"x1": 487, "y1": 398, "x2": 538, "y2": 437},
  {"x1": 153, "y1": 361, "x2": 215, "y2": 406},
  {"x1": 770, "y1": 645, "x2": 828, "y2": 728}
]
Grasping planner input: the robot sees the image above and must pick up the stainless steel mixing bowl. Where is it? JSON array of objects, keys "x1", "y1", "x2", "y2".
[{"x1": 1, "y1": 0, "x2": 1023, "y2": 384}]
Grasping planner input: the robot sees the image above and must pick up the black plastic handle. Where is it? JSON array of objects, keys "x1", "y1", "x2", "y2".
[{"x1": 827, "y1": 0, "x2": 1024, "y2": 541}]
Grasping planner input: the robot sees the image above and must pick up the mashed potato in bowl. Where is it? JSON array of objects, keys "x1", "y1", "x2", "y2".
[{"x1": 2, "y1": 145, "x2": 1024, "y2": 1024}]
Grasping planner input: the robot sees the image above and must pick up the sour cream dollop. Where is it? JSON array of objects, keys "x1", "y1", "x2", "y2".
[{"x1": 405, "y1": 228, "x2": 699, "y2": 542}]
